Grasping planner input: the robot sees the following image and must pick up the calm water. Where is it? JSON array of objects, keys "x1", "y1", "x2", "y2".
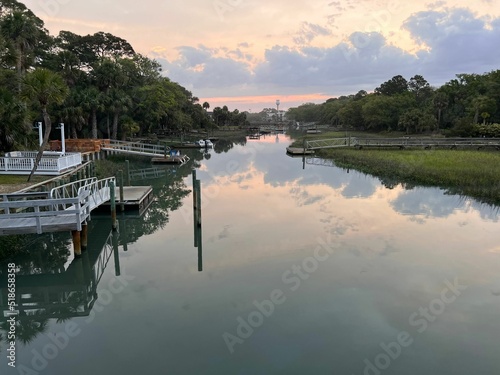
[{"x1": 1, "y1": 134, "x2": 500, "y2": 375}]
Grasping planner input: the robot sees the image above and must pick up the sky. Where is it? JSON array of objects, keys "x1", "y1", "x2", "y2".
[{"x1": 23, "y1": 0, "x2": 500, "y2": 111}]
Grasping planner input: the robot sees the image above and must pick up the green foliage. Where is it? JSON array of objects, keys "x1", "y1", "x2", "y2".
[
  {"x1": 472, "y1": 123, "x2": 500, "y2": 138},
  {"x1": 287, "y1": 71, "x2": 500, "y2": 135},
  {"x1": 0, "y1": 2, "x2": 218, "y2": 150}
]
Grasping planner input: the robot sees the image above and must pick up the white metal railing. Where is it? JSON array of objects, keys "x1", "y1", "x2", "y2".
[
  {"x1": 50, "y1": 178, "x2": 97, "y2": 211},
  {"x1": 0, "y1": 152, "x2": 82, "y2": 175},
  {"x1": 82, "y1": 177, "x2": 115, "y2": 210},
  {"x1": 103, "y1": 140, "x2": 170, "y2": 157},
  {"x1": 50, "y1": 177, "x2": 115, "y2": 212},
  {"x1": 307, "y1": 138, "x2": 355, "y2": 149}
]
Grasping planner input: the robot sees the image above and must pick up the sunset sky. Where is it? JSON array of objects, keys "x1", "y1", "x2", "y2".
[{"x1": 23, "y1": 0, "x2": 500, "y2": 111}]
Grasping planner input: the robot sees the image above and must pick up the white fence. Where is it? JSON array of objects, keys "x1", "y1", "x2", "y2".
[
  {"x1": 0, "y1": 152, "x2": 82, "y2": 175},
  {"x1": 102, "y1": 140, "x2": 169, "y2": 157}
]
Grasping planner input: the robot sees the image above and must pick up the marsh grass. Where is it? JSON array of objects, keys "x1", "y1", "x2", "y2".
[
  {"x1": 319, "y1": 148, "x2": 500, "y2": 204},
  {"x1": 0, "y1": 175, "x2": 47, "y2": 184}
]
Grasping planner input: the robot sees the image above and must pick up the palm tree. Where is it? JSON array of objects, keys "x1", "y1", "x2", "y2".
[
  {"x1": 20, "y1": 68, "x2": 68, "y2": 181},
  {"x1": 1, "y1": 11, "x2": 42, "y2": 83},
  {"x1": 109, "y1": 89, "x2": 132, "y2": 139},
  {"x1": 202, "y1": 101, "x2": 210, "y2": 111},
  {"x1": 433, "y1": 92, "x2": 448, "y2": 130},
  {"x1": 80, "y1": 87, "x2": 103, "y2": 139}
]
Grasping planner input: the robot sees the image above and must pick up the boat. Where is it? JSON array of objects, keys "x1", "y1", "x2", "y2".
[{"x1": 204, "y1": 140, "x2": 214, "y2": 148}]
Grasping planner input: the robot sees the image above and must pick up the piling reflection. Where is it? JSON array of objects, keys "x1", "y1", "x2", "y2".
[{"x1": 192, "y1": 170, "x2": 203, "y2": 272}]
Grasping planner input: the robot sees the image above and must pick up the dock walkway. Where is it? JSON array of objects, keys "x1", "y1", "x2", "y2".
[
  {"x1": 0, "y1": 177, "x2": 115, "y2": 235},
  {"x1": 101, "y1": 140, "x2": 170, "y2": 158},
  {"x1": 303, "y1": 137, "x2": 500, "y2": 151}
]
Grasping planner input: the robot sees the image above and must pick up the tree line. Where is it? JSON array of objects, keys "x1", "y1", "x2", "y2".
[
  {"x1": 0, "y1": 0, "x2": 248, "y2": 154},
  {"x1": 287, "y1": 72, "x2": 500, "y2": 136}
]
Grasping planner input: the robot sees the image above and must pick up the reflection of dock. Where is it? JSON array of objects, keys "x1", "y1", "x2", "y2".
[
  {"x1": 0, "y1": 221, "x2": 120, "y2": 320},
  {"x1": 152, "y1": 155, "x2": 190, "y2": 165}
]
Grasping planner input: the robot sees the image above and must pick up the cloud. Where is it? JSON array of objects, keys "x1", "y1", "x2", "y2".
[
  {"x1": 156, "y1": 7, "x2": 500, "y2": 104},
  {"x1": 293, "y1": 22, "x2": 332, "y2": 45}
]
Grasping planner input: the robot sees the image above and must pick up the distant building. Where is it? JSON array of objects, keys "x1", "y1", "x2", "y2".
[{"x1": 264, "y1": 110, "x2": 287, "y2": 121}]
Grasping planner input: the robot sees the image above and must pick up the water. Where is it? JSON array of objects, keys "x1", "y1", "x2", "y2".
[{"x1": 1, "y1": 134, "x2": 500, "y2": 375}]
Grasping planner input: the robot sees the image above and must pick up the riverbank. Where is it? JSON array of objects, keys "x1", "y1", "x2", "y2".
[
  {"x1": 317, "y1": 148, "x2": 500, "y2": 204},
  {"x1": 0, "y1": 175, "x2": 48, "y2": 194}
]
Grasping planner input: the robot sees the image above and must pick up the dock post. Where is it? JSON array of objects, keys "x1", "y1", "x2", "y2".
[
  {"x1": 72, "y1": 230, "x2": 82, "y2": 258},
  {"x1": 164, "y1": 144, "x2": 167, "y2": 158},
  {"x1": 348, "y1": 135, "x2": 351, "y2": 147},
  {"x1": 81, "y1": 222, "x2": 88, "y2": 251},
  {"x1": 125, "y1": 160, "x2": 131, "y2": 186},
  {"x1": 119, "y1": 170, "x2": 125, "y2": 212},
  {"x1": 110, "y1": 180, "x2": 117, "y2": 231},
  {"x1": 303, "y1": 138, "x2": 306, "y2": 155}
]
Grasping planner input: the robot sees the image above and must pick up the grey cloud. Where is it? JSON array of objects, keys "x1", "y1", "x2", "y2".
[{"x1": 159, "y1": 8, "x2": 500, "y2": 98}]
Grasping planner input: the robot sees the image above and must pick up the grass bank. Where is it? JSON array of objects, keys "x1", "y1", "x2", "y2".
[
  {"x1": 0, "y1": 175, "x2": 48, "y2": 194},
  {"x1": 318, "y1": 148, "x2": 500, "y2": 204}
]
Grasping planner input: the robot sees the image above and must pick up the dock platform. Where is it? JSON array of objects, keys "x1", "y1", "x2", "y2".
[
  {"x1": 286, "y1": 147, "x2": 315, "y2": 156},
  {"x1": 99, "y1": 186, "x2": 154, "y2": 214}
]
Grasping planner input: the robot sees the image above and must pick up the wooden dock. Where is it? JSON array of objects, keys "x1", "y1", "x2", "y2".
[
  {"x1": 286, "y1": 147, "x2": 315, "y2": 156},
  {"x1": 99, "y1": 186, "x2": 153, "y2": 214},
  {"x1": 305, "y1": 137, "x2": 500, "y2": 150}
]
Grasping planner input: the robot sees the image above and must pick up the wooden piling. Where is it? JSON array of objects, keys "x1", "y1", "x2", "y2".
[
  {"x1": 72, "y1": 230, "x2": 82, "y2": 257},
  {"x1": 125, "y1": 160, "x2": 131, "y2": 186},
  {"x1": 81, "y1": 223, "x2": 88, "y2": 251},
  {"x1": 119, "y1": 170, "x2": 125, "y2": 212}
]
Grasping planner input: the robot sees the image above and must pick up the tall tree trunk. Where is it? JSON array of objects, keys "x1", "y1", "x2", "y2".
[
  {"x1": 112, "y1": 112, "x2": 119, "y2": 140},
  {"x1": 28, "y1": 108, "x2": 51, "y2": 182},
  {"x1": 473, "y1": 109, "x2": 479, "y2": 124},
  {"x1": 91, "y1": 109, "x2": 98, "y2": 139},
  {"x1": 71, "y1": 123, "x2": 78, "y2": 139}
]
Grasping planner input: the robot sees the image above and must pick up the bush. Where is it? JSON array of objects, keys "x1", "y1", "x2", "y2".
[{"x1": 472, "y1": 123, "x2": 500, "y2": 137}]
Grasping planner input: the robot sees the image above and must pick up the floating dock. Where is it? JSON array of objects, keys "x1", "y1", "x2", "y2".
[
  {"x1": 286, "y1": 147, "x2": 315, "y2": 156},
  {"x1": 100, "y1": 186, "x2": 154, "y2": 215}
]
